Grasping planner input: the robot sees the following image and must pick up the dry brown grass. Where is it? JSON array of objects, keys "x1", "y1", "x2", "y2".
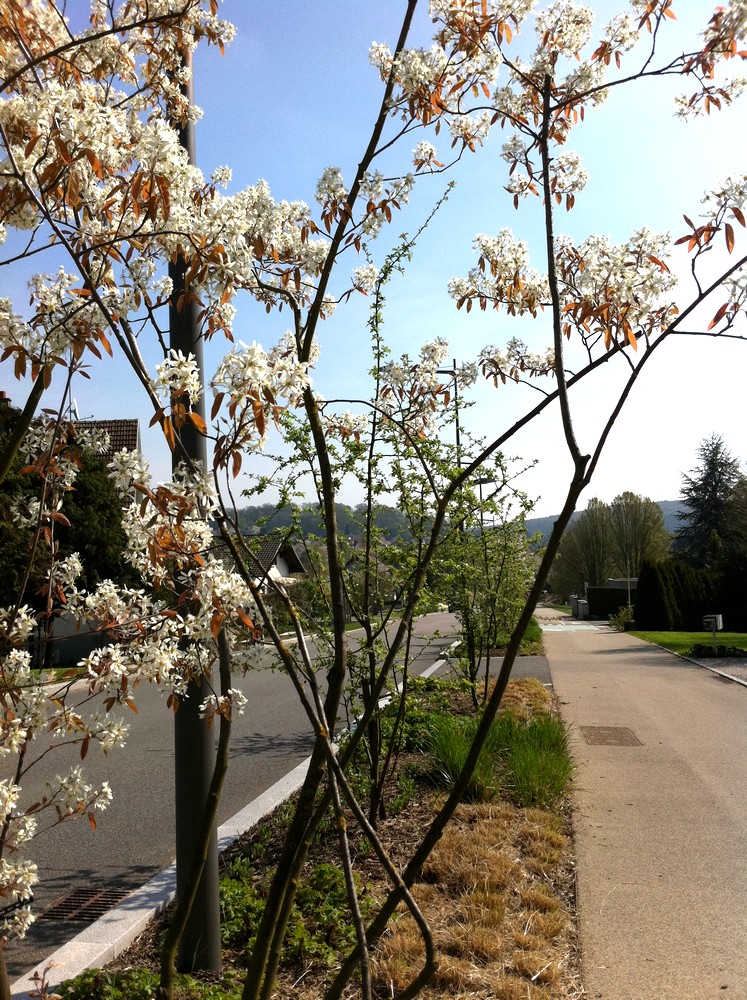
[
  {"x1": 496, "y1": 677, "x2": 553, "y2": 719},
  {"x1": 372, "y1": 792, "x2": 580, "y2": 999}
]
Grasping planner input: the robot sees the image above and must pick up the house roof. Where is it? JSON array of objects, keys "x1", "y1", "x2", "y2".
[
  {"x1": 74, "y1": 419, "x2": 140, "y2": 458},
  {"x1": 208, "y1": 534, "x2": 306, "y2": 578},
  {"x1": 254, "y1": 536, "x2": 306, "y2": 575}
]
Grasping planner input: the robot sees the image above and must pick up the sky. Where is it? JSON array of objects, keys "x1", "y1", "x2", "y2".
[{"x1": 1, "y1": 0, "x2": 745, "y2": 518}]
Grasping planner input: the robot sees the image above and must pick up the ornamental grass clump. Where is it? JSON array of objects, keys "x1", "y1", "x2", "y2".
[
  {"x1": 427, "y1": 714, "x2": 500, "y2": 802},
  {"x1": 426, "y1": 709, "x2": 573, "y2": 808}
]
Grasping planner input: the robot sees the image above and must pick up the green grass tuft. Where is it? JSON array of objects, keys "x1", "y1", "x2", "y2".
[{"x1": 426, "y1": 711, "x2": 573, "y2": 808}]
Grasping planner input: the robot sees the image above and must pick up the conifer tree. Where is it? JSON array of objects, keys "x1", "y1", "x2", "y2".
[{"x1": 674, "y1": 434, "x2": 743, "y2": 567}]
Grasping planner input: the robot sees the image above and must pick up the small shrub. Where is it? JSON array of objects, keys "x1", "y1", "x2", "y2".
[
  {"x1": 609, "y1": 604, "x2": 634, "y2": 631},
  {"x1": 220, "y1": 859, "x2": 265, "y2": 948},
  {"x1": 58, "y1": 969, "x2": 157, "y2": 1000},
  {"x1": 290, "y1": 863, "x2": 375, "y2": 966},
  {"x1": 220, "y1": 858, "x2": 375, "y2": 971},
  {"x1": 688, "y1": 642, "x2": 747, "y2": 658},
  {"x1": 57, "y1": 967, "x2": 243, "y2": 1000},
  {"x1": 388, "y1": 767, "x2": 417, "y2": 814}
]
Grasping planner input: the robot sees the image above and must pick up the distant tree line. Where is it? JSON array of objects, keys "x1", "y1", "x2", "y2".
[
  {"x1": 637, "y1": 434, "x2": 747, "y2": 631},
  {"x1": 548, "y1": 434, "x2": 746, "y2": 630},
  {"x1": 549, "y1": 492, "x2": 670, "y2": 598}
]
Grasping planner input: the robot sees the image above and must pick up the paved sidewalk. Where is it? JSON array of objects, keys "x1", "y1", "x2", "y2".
[{"x1": 543, "y1": 621, "x2": 747, "y2": 999}]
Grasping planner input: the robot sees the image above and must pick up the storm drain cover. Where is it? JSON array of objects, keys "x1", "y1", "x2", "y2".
[
  {"x1": 580, "y1": 726, "x2": 641, "y2": 746},
  {"x1": 39, "y1": 886, "x2": 130, "y2": 922}
]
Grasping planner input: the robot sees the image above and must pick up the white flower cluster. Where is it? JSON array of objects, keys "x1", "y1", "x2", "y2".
[
  {"x1": 378, "y1": 338, "x2": 458, "y2": 437},
  {"x1": 702, "y1": 0, "x2": 747, "y2": 51},
  {"x1": 448, "y1": 111, "x2": 494, "y2": 148},
  {"x1": 603, "y1": 11, "x2": 640, "y2": 53},
  {"x1": 50, "y1": 767, "x2": 113, "y2": 815},
  {"x1": 353, "y1": 264, "x2": 380, "y2": 293},
  {"x1": 321, "y1": 410, "x2": 370, "y2": 441},
  {"x1": 552, "y1": 151, "x2": 590, "y2": 196},
  {"x1": 505, "y1": 171, "x2": 539, "y2": 201},
  {"x1": 564, "y1": 59, "x2": 608, "y2": 105},
  {"x1": 535, "y1": 1, "x2": 595, "y2": 54},
  {"x1": 108, "y1": 448, "x2": 151, "y2": 494},
  {"x1": 0, "y1": 269, "x2": 84, "y2": 368},
  {"x1": 199, "y1": 688, "x2": 248, "y2": 722},
  {"x1": 562, "y1": 228, "x2": 678, "y2": 331},
  {"x1": 50, "y1": 553, "x2": 84, "y2": 604},
  {"x1": 479, "y1": 339, "x2": 556, "y2": 385},
  {"x1": 153, "y1": 349, "x2": 203, "y2": 404},
  {"x1": 0, "y1": 606, "x2": 35, "y2": 647},
  {"x1": 703, "y1": 173, "x2": 747, "y2": 215},
  {"x1": 451, "y1": 224, "x2": 678, "y2": 350},
  {"x1": 413, "y1": 141, "x2": 439, "y2": 169},
  {"x1": 449, "y1": 229, "x2": 550, "y2": 316},
  {"x1": 501, "y1": 135, "x2": 528, "y2": 166},
  {"x1": 315, "y1": 167, "x2": 347, "y2": 205},
  {"x1": 212, "y1": 333, "x2": 317, "y2": 452},
  {"x1": 0, "y1": 857, "x2": 36, "y2": 910}
]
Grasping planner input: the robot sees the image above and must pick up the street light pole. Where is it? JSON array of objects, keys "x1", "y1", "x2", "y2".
[
  {"x1": 437, "y1": 358, "x2": 461, "y2": 468},
  {"x1": 169, "y1": 51, "x2": 221, "y2": 973}
]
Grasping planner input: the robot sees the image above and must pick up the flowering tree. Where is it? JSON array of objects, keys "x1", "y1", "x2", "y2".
[{"x1": 1, "y1": 1, "x2": 746, "y2": 999}]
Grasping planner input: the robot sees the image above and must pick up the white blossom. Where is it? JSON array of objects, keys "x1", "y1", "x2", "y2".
[
  {"x1": 199, "y1": 688, "x2": 248, "y2": 721},
  {"x1": 315, "y1": 167, "x2": 347, "y2": 205},
  {"x1": 153, "y1": 350, "x2": 203, "y2": 404},
  {"x1": 353, "y1": 264, "x2": 379, "y2": 293},
  {"x1": 535, "y1": 1, "x2": 595, "y2": 54},
  {"x1": 413, "y1": 141, "x2": 438, "y2": 168}
]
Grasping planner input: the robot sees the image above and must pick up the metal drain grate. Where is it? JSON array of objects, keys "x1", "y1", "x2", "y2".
[
  {"x1": 40, "y1": 886, "x2": 130, "y2": 922},
  {"x1": 580, "y1": 726, "x2": 641, "y2": 746}
]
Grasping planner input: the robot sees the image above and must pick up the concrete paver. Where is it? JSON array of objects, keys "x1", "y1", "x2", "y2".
[{"x1": 544, "y1": 620, "x2": 747, "y2": 999}]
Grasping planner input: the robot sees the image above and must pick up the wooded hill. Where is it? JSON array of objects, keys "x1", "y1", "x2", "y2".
[
  {"x1": 235, "y1": 503, "x2": 413, "y2": 541},
  {"x1": 524, "y1": 500, "x2": 682, "y2": 546},
  {"x1": 234, "y1": 500, "x2": 683, "y2": 544}
]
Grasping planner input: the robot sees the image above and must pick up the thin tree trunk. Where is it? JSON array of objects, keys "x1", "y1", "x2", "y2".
[
  {"x1": 158, "y1": 628, "x2": 233, "y2": 1000},
  {"x1": 0, "y1": 943, "x2": 12, "y2": 1000}
]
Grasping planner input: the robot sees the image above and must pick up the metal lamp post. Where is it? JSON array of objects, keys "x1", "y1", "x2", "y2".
[{"x1": 169, "y1": 52, "x2": 221, "y2": 973}]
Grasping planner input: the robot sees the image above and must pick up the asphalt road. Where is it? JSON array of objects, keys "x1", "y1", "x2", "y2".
[{"x1": 4, "y1": 612, "x2": 460, "y2": 979}]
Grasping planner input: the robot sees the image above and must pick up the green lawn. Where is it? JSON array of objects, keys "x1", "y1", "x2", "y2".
[{"x1": 630, "y1": 631, "x2": 747, "y2": 656}]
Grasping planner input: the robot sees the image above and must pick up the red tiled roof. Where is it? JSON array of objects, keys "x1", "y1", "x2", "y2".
[{"x1": 75, "y1": 419, "x2": 140, "y2": 458}]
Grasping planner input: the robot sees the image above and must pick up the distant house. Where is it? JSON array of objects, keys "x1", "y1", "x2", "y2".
[
  {"x1": 251, "y1": 535, "x2": 306, "y2": 588},
  {"x1": 208, "y1": 533, "x2": 307, "y2": 590},
  {"x1": 72, "y1": 418, "x2": 141, "y2": 458}
]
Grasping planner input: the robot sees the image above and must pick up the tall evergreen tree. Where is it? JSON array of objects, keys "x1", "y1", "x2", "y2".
[{"x1": 674, "y1": 434, "x2": 743, "y2": 567}]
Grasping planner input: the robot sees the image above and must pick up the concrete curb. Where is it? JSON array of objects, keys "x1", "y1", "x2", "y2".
[{"x1": 11, "y1": 758, "x2": 311, "y2": 999}]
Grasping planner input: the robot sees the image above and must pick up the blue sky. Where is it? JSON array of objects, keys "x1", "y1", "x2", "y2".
[{"x1": 2, "y1": 1, "x2": 745, "y2": 516}]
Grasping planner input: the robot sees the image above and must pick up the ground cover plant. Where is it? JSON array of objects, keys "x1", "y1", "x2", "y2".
[{"x1": 57, "y1": 679, "x2": 581, "y2": 1000}]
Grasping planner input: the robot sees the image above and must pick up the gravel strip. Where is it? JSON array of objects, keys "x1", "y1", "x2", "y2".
[{"x1": 691, "y1": 657, "x2": 747, "y2": 683}]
